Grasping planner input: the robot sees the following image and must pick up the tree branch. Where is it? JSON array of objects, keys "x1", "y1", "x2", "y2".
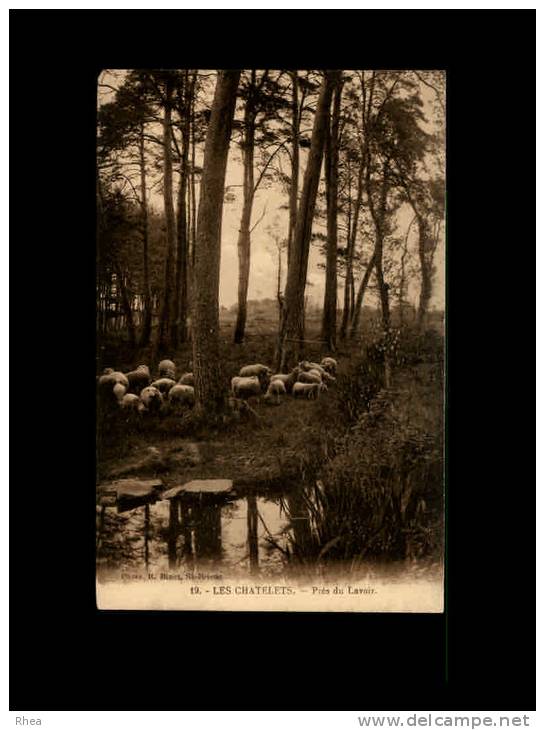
[
  {"x1": 250, "y1": 203, "x2": 268, "y2": 234},
  {"x1": 413, "y1": 71, "x2": 446, "y2": 114},
  {"x1": 253, "y1": 140, "x2": 291, "y2": 194}
]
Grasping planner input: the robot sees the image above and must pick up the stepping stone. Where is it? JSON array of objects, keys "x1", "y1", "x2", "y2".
[
  {"x1": 162, "y1": 479, "x2": 233, "y2": 500},
  {"x1": 97, "y1": 479, "x2": 163, "y2": 511},
  {"x1": 97, "y1": 492, "x2": 117, "y2": 507}
]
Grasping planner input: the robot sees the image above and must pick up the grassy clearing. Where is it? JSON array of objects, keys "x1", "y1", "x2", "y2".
[{"x1": 97, "y1": 319, "x2": 444, "y2": 568}]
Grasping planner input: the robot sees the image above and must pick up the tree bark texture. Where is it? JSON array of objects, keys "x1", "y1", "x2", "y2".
[
  {"x1": 340, "y1": 154, "x2": 365, "y2": 339},
  {"x1": 321, "y1": 75, "x2": 343, "y2": 353},
  {"x1": 278, "y1": 71, "x2": 339, "y2": 371},
  {"x1": 287, "y1": 70, "x2": 300, "y2": 272},
  {"x1": 349, "y1": 251, "x2": 376, "y2": 339},
  {"x1": 234, "y1": 72, "x2": 257, "y2": 344},
  {"x1": 417, "y1": 215, "x2": 434, "y2": 330},
  {"x1": 172, "y1": 71, "x2": 193, "y2": 346},
  {"x1": 138, "y1": 123, "x2": 152, "y2": 347},
  {"x1": 192, "y1": 70, "x2": 241, "y2": 417},
  {"x1": 157, "y1": 76, "x2": 177, "y2": 352}
]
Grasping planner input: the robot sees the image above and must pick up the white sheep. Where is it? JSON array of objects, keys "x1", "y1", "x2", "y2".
[
  {"x1": 109, "y1": 371, "x2": 129, "y2": 388},
  {"x1": 265, "y1": 379, "x2": 287, "y2": 405},
  {"x1": 320, "y1": 371, "x2": 336, "y2": 385},
  {"x1": 140, "y1": 386, "x2": 164, "y2": 413},
  {"x1": 320, "y1": 357, "x2": 338, "y2": 375},
  {"x1": 150, "y1": 377, "x2": 177, "y2": 394},
  {"x1": 126, "y1": 365, "x2": 151, "y2": 393},
  {"x1": 231, "y1": 375, "x2": 262, "y2": 400},
  {"x1": 98, "y1": 373, "x2": 116, "y2": 389},
  {"x1": 113, "y1": 382, "x2": 127, "y2": 402},
  {"x1": 97, "y1": 372, "x2": 128, "y2": 406},
  {"x1": 292, "y1": 382, "x2": 327, "y2": 400},
  {"x1": 297, "y1": 370, "x2": 322, "y2": 385},
  {"x1": 239, "y1": 363, "x2": 272, "y2": 378},
  {"x1": 158, "y1": 359, "x2": 176, "y2": 380},
  {"x1": 305, "y1": 368, "x2": 336, "y2": 386},
  {"x1": 120, "y1": 393, "x2": 140, "y2": 411},
  {"x1": 268, "y1": 366, "x2": 300, "y2": 394},
  {"x1": 168, "y1": 384, "x2": 195, "y2": 408},
  {"x1": 299, "y1": 361, "x2": 327, "y2": 376},
  {"x1": 178, "y1": 372, "x2": 194, "y2": 386}
]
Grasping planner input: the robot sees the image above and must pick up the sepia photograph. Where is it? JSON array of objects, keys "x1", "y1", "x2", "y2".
[{"x1": 95, "y1": 68, "x2": 446, "y2": 612}]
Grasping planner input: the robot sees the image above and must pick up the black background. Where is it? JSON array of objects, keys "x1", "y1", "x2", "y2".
[{"x1": 10, "y1": 9, "x2": 536, "y2": 711}]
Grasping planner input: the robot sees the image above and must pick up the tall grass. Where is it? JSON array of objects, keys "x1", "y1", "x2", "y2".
[{"x1": 281, "y1": 329, "x2": 444, "y2": 567}]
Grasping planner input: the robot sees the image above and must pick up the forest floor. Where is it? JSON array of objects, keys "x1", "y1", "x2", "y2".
[
  {"x1": 97, "y1": 333, "x2": 352, "y2": 492},
  {"x1": 97, "y1": 320, "x2": 443, "y2": 501}
]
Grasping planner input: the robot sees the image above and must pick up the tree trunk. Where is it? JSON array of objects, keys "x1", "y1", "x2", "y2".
[
  {"x1": 398, "y1": 215, "x2": 415, "y2": 327},
  {"x1": 350, "y1": 251, "x2": 376, "y2": 339},
  {"x1": 287, "y1": 70, "x2": 300, "y2": 272},
  {"x1": 340, "y1": 154, "x2": 365, "y2": 339},
  {"x1": 172, "y1": 71, "x2": 192, "y2": 346},
  {"x1": 277, "y1": 71, "x2": 339, "y2": 372},
  {"x1": 234, "y1": 75, "x2": 256, "y2": 344},
  {"x1": 138, "y1": 123, "x2": 152, "y2": 347},
  {"x1": 321, "y1": 75, "x2": 343, "y2": 353},
  {"x1": 190, "y1": 76, "x2": 197, "y2": 271},
  {"x1": 276, "y1": 244, "x2": 283, "y2": 323},
  {"x1": 192, "y1": 70, "x2": 241, "y2": 418},
  {"x1": 339, "y1": 157, "x2": 352, "y2": 340},
  {"x1": 417, "y1": 215, "x2": 433, "y2": 330},
  {"x1": 112, "y1": 259, "x2": 136, "y2": 349},
  {"x1": 156, "y1": 75, "x2": 177, "y2": 353}
]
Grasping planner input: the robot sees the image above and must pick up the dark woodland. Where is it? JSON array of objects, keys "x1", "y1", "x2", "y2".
[{"x1": 96, "y1": 68, "x2": 445, "y2": 586}]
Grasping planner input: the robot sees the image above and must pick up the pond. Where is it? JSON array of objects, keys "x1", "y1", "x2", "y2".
[
  {"x1": 96, "y1": 481, "x2": 442, "y2": 587},
  {"x1": 96, "y1": 485, "x2": 307, "y2": 582}
]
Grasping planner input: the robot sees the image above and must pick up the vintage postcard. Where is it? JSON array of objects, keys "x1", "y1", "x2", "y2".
[{"x1": 96, "y1": 69, "x2": 445, "y2": 612}]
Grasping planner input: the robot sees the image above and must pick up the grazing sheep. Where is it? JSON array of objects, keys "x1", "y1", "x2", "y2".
[
  {"x1": 120, "y1": 393, "x2": 140, "y2": 411},
  {"x1": 292, "y1": 382, "x2": 328, "y2": 400},
  {"x1": 299, "y1": 361, "x2": 327, "y2": 376},
  {"x1": 158, "y1": 359, "x2": 176, "y2": 380},
  {"x1": 320, "y1": 371, "x2": 336, "y2": 385},
  {"x1": 150, "y1": 378, "x2": 177, "y2": 394},
  {"x1": 108, "y1": 371, "x2": 129, "y2": 388},
  {"x1": 140, "y1": 386, "x2": 164, "y2": 413},
  {"x1": 102, "y1": 367, "x2": 114, "y2": 375},
  {"x1": 231, "y1": 375, "x2": 262, "y2": 400},
  {"x1": 297, "y1": 370, "x2": 322, "y2": 385},
  {"x1": 113, "y1": 382, "x2": 127, "y2": 402},
  {"x1": 320, "y1": 357, "x2": 338, "y2": 375},
  {"x1": 269, "y1": 366, "x2": 300, "y2": 394},
  {"x1": 239, "y1": 364, "x2": 272, "y2": 378},
  {"x1": 126, "y1": 365, "x2": 151, "y2": 393},
  {"x1": 97, "y1": 372, "x2": 129, "y2": 406},
  {"x1": 97, "y1": 373, "x2": 116, "y2": 389},
  {"x1": 305, "y1": 368, "x2": 336, "y2": 386},
  {"x1": 178, "y1": 372, "x2": 194, "y2": 386},
  {"x1": 264, "y1": 378, "x2": 286, "y2": 405},
  {"x1": 168, "y1": 384, "x2": 195, "y2": 408}
]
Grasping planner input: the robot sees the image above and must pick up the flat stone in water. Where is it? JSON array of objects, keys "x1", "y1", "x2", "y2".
[
  {"x1": 98, "y1": 479, "x2": 163, "y2": 500},
  {"x1": 162, "y1": 479, "x2": 233, "y2": 499}
]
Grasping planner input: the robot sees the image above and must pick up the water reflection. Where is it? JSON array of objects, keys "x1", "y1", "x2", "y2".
[
  {"x1": 246, "y1": 494, "x2": 259, "y2": 573},
  {"x1": 165, "y1": 495, "x2": 228, "y2": 569},
  {"x1": 97, "y1": 487, "x2": 294, "y2": 577},
  {"x1": 96, "y1": 482, "x2": 442, "y2": 584},
  {"x1": 284, "y1": 490, "x2": 314, "y2": 562}
]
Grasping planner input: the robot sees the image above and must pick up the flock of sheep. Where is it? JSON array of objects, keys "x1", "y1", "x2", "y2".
[{"x1": 97, "y1": 356, "x2": 338, "y2": 416}]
